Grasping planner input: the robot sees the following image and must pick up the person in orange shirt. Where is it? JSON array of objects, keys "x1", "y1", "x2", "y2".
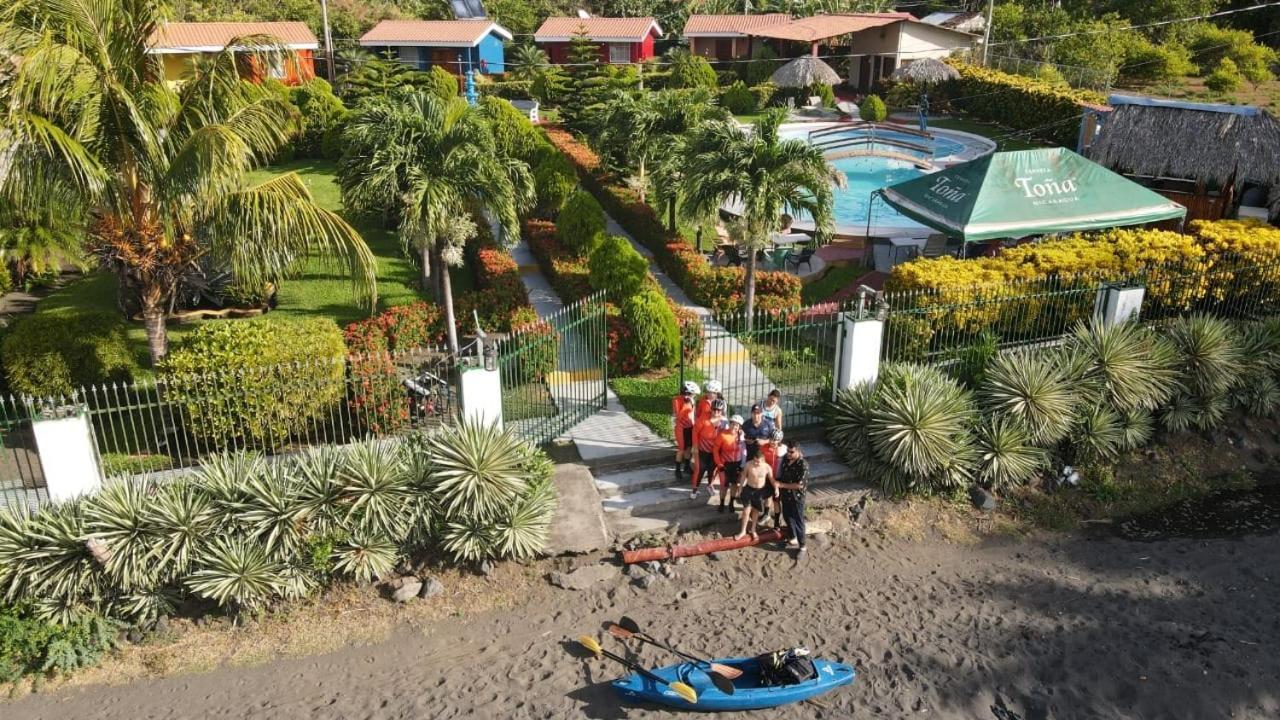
[
  {"x1": 690, "y1": 400, "x2": 726, "y2": 498},
  {"x1": 671, "y1": 381, "x2": 698, "y2": 481},
  {"x1": 695, "y1": 380, "x2": 721, "y2": 424},
  {"x1": 713, "y1": 414, "x2": 746, "y2": 513}
]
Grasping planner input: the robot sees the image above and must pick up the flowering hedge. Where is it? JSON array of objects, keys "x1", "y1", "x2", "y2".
[
  {"x1": 941, "y1": 62, "x2": 1106, "y2": 147},
  {"x1": 541, "y1": 125, "x2": 802, "y2": 316},
  {"x1": 461, "y1": 228, "x2": 533, "y2": 333}
]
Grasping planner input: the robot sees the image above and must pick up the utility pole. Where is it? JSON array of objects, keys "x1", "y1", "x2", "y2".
[
  {"x1": 320, "y1": 0, "x2": 335, "y2": 82},
  {"x1": 981, "y1": 0, "x2": 994, "y2": 66}
]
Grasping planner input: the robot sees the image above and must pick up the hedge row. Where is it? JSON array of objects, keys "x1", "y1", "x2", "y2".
[
  {"x1": 541, "y1": 125, "x2": 802, "y2": 316},
  {"x1": 943, "y1": 62, "x2": 1106, "y2": 147}
]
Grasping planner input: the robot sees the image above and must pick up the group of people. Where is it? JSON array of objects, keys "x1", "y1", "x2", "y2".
[{"x1": 671, "y1": 381, "x2": 810, "y2": 553}]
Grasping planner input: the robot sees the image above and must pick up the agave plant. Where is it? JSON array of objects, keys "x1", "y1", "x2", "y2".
[
  {"x1": 1161, "y1": 392, "x2": 1202, "y2": 433},
  {"x1": 330, "y1": 534, "x2": 398, "y2": 584},
  {"x1": 493, "y1": 476, "x2": 557, "y2": 561},
  {"x1": 982, "y1": 350, "x2": 1077, "y2": 446},
  {"x1": 1071, "y1": 404, "x2": 1125, "y2": 463},
  {"x1": 293, "y1": 446, "x2": 347, "y2": 535},
  {"x1": 974, "y1": 417, "x2": 1049, "y2": 490},
  {"x1": 825, "y1": 380, "x2": 882, "y2": 479},
  {"x1": 1117, "y1": 409, "x2": 1154, "y2": 451},
  {"x1": 147, "y1": 479, "x2": 216, "y2": 581},
  {"x1": 426, "y1": 419, "x2": 529, "y2": 520},
  {"x1": 1163, "y1": 315, "x2": 1242, "y2": 398},
  {"x1": 441, "y1": 517, "x2": 497, "y2": 564},
  {"x1": 15, "y1": 501, "x2": 100, "y2": 613},
  {"x1": 82, "y1": 478, "x2": 164, "y2": 591},
  {"x1": 1065, "y1": 320, "x2": 1179, "y2": 413},
  {"x1": 186, "y1": 537, "x2": 285, "y2": 613},
  {"x1": 867, "y1": 364, "x2": 976, "y2": 488},
  {"x1": 336, "y1": 440, "x2": 413, "y2": 540},
  {"x1": 195, "y1": 451, "x2": 269, "y2": 525},
  {"x1": 238, "y1": 464, "x2": 310, "y2": 560},
  {"x1": 115, "y1": 587, "x2": 178, "y2": 625},
  {"x1": 1232, "y1": 375, "x2": 1280, "y2": 417}
]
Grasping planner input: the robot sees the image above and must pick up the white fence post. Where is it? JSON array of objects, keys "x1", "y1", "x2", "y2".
[
  {"x1": 1095, "y1": 283, "x2": 1146, "y2": 327},
  {"x1": 835, "y1": 292, "x2": 886, "y2": 395},
  {"x1": 458, "y1": 343, "x2": 503, "y2": 429},
  {"x1": 31, "y1": 403, "x2": 102, "y2": 502}
]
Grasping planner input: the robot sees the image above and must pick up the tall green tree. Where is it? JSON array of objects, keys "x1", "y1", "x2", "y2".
[
  {"x1": 681, "y1": 108, "x2": 839, "y2": 327},
  {"x1": 0, "y1": 0, "x2": 376, "y2": 364},
  {"x1": 338, "y1": 93, "x2": 531, "y2": 354}
]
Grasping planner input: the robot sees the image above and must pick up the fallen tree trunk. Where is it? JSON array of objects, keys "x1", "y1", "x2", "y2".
[{"x1": 621, "y1": 528, "x2": 789, "y2": 564}]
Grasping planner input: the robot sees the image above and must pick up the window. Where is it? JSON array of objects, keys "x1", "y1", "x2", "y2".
[{"x1": 608, "y1": 43, "x2": 630, "y2": 64}]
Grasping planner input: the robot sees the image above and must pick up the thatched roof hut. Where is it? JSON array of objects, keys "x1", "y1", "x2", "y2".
[
  {"x1": 1086, "y1": 96, "x2": 1280, "y2": 219},
  {"x1": 771, "y1": 56, "x2": 841, "y2": 88},
  {"x1": 889, "y1": 58, "x2": 959, "y2": 85}
]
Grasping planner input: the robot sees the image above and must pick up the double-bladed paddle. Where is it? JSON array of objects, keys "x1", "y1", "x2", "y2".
[
  {"x1": 577, "y1": 635, "x2": 699, "y2": 705},
  {"x1": 607, "y1": 622, "x2": 739, "y2": 695}
]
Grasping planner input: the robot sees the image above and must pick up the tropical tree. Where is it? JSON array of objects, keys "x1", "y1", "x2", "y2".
[
  {"x1": 508, "y1": 43, "x2": 550, "y2": 82},
  {"x1": 0, "y1": 0, "x2": 376, "y2": 364},
  {"x1": 680, "y1": 108, "x2": 840, "y2": 326},
  {"x1": 0, "y1": 184, "x2": 88, "y2": 286},
  {"x1": 338, "y1": 92, "x2": 530, "y2": 355}
]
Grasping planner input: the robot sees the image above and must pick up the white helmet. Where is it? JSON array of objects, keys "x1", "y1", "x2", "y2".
[
  {"x1": 729, "y1": 414, "x2": 744, "y2": 425},
  {"x1": 682, "y1": 381, "x2": 700, "y2": 395},
  {"x1": 705, "y1": 380, "x2": 722, "y2": 394}
]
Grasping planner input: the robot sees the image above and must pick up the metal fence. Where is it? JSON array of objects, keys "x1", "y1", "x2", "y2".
[
  {"x1": 0, "y1": 344, "x2": 460, "y2": 511},
  {"x1": 984, "y1": 54, "x2": 1114, "y2": 93},
  {"x1": 684, "y1": 305, "x2": 843, "y2": 432},
  {"x1": 497, "y1": 291, "x2": 608, "y2": 445}
]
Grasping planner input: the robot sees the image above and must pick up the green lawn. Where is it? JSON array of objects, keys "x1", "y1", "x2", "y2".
[
  {"x1": 802, "y1": 262, "x2": 865, "y2": 305},
  {"x1": 33, "y1": 159, "x2": 429, "y2": 363},
  {"x1": 925, "y1": 117, "x2": 1049, "y2": 152},
  {"x1": 610, "y1": 367, "x2": 707, "y2": 441}
]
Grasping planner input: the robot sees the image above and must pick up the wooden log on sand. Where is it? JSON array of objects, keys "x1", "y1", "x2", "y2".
[{"x1": 621, "y1": 529, "x2": 789, "y2": 565}]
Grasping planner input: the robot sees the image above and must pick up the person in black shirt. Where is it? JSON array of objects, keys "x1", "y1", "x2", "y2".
[
  {"x1": 776, "y1": 442, "x2": 809, "y2": 553},
  {"x1": 741, "y1": 403, "x2": 774, "y2": 461}
]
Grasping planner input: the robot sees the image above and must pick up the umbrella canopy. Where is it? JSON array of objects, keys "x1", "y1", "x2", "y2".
[
  {"x1": 877, "y1": 148, "x2": 1187, "y2": 243},
  {"x1": 771, "y1": 56, "x2": 841, "y2": 88},
  {"x1": 890, "y1": 58, "x2": 960, "y2": 85}
]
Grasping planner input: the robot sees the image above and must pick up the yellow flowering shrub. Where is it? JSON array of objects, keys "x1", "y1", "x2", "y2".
[{"x1": 1191, "y1": 219, "x2": 1280, "y2": 305}]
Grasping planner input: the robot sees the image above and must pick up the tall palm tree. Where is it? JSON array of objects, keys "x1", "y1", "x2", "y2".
[
  {"x1": 338, "y1": 92, "x2": 529, "y2": 355},
  {"x1": 0, "y1": 0, "x2": 376, "y2": 364},
  {"x1": 681, "y1": 108, "x2": 840, "y2": 327}
]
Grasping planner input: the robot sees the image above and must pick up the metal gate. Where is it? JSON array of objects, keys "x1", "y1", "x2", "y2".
[
  {"x1": 496, "y1": 292, "x2": 608, "y2": 445},
  {"x1": 683, "y1": 305, "x2": 843, "y2": 431}
]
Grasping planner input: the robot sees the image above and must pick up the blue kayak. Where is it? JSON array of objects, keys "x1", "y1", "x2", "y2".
[{"x1": 611, "y1": 657, "x2": 855, "y2": 711}]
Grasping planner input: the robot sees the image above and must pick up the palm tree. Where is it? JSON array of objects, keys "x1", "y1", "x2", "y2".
[
  {"x1": 338, "y1": 92, "x2": 529, "y2": 355},
  {"x1": 681, "y1": 107, "x2": 840, "y2": 327},
  {"x1": 0, "y1": 0, "x2": 376, "y2": 364},
  {"x1": 508, "y1": 43, "x2": 550, "y2": 83}
]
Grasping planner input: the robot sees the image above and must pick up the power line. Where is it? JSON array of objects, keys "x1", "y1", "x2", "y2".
[{"x1": 988, "y1": 1, "x2": 1280, "y2": 47}]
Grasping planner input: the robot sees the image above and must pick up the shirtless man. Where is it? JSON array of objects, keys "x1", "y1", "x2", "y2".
[{"x1": 734, "y1": 451, "x2": 777, "y2": 541}]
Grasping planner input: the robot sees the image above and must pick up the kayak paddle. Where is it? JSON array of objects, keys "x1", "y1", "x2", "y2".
[
  {"x1": 618, "y1": 615, "x2": 745, "y2": 682},
  {"x1": 577, "y1": 635, "x2": 698, "y2": 705},
  {"x1": 607, "y1": 623, "x2": 739, "y2": 694}
]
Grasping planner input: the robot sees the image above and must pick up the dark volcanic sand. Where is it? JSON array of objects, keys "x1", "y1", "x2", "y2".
[{"x1": 5, "y1": 521, "x2": 1279, "y2": 719}]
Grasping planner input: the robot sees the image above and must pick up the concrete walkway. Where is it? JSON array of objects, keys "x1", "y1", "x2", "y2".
[{"x1": 511, "y1": 237, "x2": 670, "y2": 467}]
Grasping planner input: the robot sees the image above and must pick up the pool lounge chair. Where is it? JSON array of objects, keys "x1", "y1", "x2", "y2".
[{"x1": 785, "y1": 247, "x2": 816, "y2": 272}]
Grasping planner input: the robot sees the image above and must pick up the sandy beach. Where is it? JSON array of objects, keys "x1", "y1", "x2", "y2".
[{"x1": 4, "y1": 504, "x2": 1279, "y2": 720}]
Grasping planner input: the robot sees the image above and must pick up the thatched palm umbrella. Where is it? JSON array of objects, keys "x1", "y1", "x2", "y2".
[
  {"x1": 771, "y1": 56, "x2": 842, "y2": 88},
  {"x1": 890, "y1": 58, "x2": 960, "y2": 85},
  {"x1": 889, "y1": 59, "x2": 959, "y2": 132}
]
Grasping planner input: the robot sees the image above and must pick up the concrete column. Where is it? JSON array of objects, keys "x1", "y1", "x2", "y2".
[
  {"x1": 459, "y1": 365, "x2": 503, "y2": 430},
  {"x1": 835, "y1": 314, "x2": 885, "y2": 396},
  {"x1": 1095, "y1": 284, "x2": 1145, "y2": 327},
  {"x1": 31, "y1": 405, "x2": 102, "y2": 502}
]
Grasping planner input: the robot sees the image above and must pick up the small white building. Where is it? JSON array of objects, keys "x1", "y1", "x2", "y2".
[
  {"x1": 841, "y1": 18, "x2": 975, "y2": 92},
  {"x1": 920, "y1": 11, "x2": 987, "y2": 36}
]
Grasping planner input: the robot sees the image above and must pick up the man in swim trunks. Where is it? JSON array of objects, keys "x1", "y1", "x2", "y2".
[
  {"x1": 734, "y1": 451, "x2": 777, "y2": 541},
  {"x1": 713, "y1": 414, "x2": 746, "y2": 512},
  {"x1": 672, "y1": 381, "x2": 698, "y2": 481},
  {"x1": 690, "y1": 400, "x2": 727, "y2": 499}
]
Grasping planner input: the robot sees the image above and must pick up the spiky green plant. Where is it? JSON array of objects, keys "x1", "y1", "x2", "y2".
[
  {"x1": 493, "y1": 475, "x2": 557, "y2": 561},
  {"x1": 82, "y1": 478, "x2": 163, "y2": 591},
  {"x1": 336, "y1": 441, "x2": 413, "y2": 539},
  {"x1": 426, "y1": 419, "x2": 529, "y2": 519},
  {"x1": 1065, "y1": 320, "x2": 1178, "y2": 413},
  {"x1": 1071, "y1": 404, "x2": 1125, "y2": 463},
  {"x1": 1193, "y1": 393, "x2": 1230, "y2": 430},
  {"x1": 982, "y1": 350, "x2": 1077, "y2": 446},
  {"x1": 330, "y1": 534, "x2": 398, "y2": 584},
  {"x1": 974, "y1": 417, "x2": 1049, "y2": 490},
  {"x1": 15, "y1": 501, "x2": 99, "y2": 613},
  {"x1": 195, "y1": 452, "x2": 268, "y2": 519},
  {"x1": 1164, "y1": 315, "x2": 1242, "y2": 398},
  {"x1": 186, "y1": 538, "x2": 284, "y2": 613},
  {"x1": 825, "y1": 379, "x2": 881, "y2": 480},
  {"x1": 867, "y1": 364, "x2": 976, "y2": 487},
  {"x1": 441, "y1": 517, "x2": 497, "y2": 563},
  {"x1": 239, "y1": 465, "x2": 309, "y2": 560},
  {"x1": 1161, "y1": 392, "x2": 1201, "y2": 433},
  {"x1": 1117, "y1": 409, "x2": 1154, "y2": 451},
  {"x1": 1233, "y1": 375, "x2": 1280, "y2": 416},
  {"x1": 146, "y1": 480, "x2": 215, "y2": 581},
  {"x1": 294, "y1": 446, "x2": 347, "y2": 535},
  {"x1": 115, "y1": 588, "x2": 177, "y2": 625}
]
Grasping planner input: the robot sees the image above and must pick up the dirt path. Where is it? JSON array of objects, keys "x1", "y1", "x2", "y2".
[{"x1": 6, "y1": 523, "x2": 1280, "y2": 719}]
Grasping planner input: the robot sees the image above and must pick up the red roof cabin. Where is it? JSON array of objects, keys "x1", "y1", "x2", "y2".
[
  {"x1": 533, "y1": 16, "x2": 662, "y2": 65},
  {"x1": 681, "y1": 14, "x2": 790, "y2": 60},
  {"x1": 148, "y1": 22, "x2": 318, "y2": 86}
]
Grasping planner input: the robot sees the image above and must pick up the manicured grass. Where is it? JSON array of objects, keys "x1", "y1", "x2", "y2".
[
  {"x1": 925, "y1": 117, "x2": 1048, "y2": 152},
  {"x1": 610, "y1": 367, "x2": 706, "y2": 441},
  {"x1": 801, "y1": 262, "x2": 865, "y2": 305},
  {"x1": 32, "y1": 159, "x2": 427, "y2": 365}
]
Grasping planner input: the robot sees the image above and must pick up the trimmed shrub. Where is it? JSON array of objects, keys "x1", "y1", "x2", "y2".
[
  {"x1": 721, "y1": 81, "x2": 757, "y2": 115},
  {"x1": 944, "y1": 62, "x2": 1105, "y2": 147},
  {"x1": 162, "y1": 317, "x2": 346, "y2": 449},
  {"x1": 620, "y1": 288, "x2": 681, "y2": 371},
  {"x1": 668, "y1": 52, "x2": 718, "y2": 89},
  {"x1": 1119, "y1": 41, "x2": 1196, "y2": 83},
  {"x1": 812, "y1": 82, "x2": 836, "y2": 108},
  {"x1": 589, "y1": 234, "x2": 650, "y2": 300},
  {"x1": 715, "y1": 68, "x2": 739, "y2": 86},
  {"x1": 750, "y1": 82, "x2": 777, "y2": 109},
  {"x1": 1205, "y1": 58, "x2": 1244, "y2": 93},
  {"x1": 477, "y1": 96, "x2": 543, "y2": 161},
  {"x1": 507, "y1": 306, "x2": 558, "y2": 384},
  {"x1": 557, "y1": 189, "x2": 606, "y2": 254},
  {"x1": 425, "y1": 65, "x2": 460, "y2": 101},
  {"x1": 289, "y1": 79, "x2": 347, "y2": 159},
  {"x1": 526, "y1": 219, "x2": 593, "y2": 302},
  {"x1": 479, "y1": 79, "x2": 534, "y2": 100},
  {"x1": 743, "y1": 44, "x2": 778, "y2": 86},
  {"x1": 2, "y1": 312, "x2": 137, "y2": 397},
  {"x1": 533, "y1": 151, "x2": 577, "y2": 218},
  {"x1": 859, "y1": 95, "x2": 887, "y2": 122}
]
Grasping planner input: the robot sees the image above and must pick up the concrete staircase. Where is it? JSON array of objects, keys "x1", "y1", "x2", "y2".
[{"x1": 593, "y1": 440, "x2": 870, "y2": 540}]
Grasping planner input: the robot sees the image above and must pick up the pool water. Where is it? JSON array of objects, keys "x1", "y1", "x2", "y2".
[{"x1": 831, "y1": 156, "x2": 927, "y2": 229}]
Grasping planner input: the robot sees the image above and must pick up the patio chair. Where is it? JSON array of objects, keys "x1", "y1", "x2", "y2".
[
  {"x1": 785, "y1": 246, "x2": 816, "y2": 272},
  {"x1": 723, "y1": 245, "x2": 745, "y2": 267}
]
